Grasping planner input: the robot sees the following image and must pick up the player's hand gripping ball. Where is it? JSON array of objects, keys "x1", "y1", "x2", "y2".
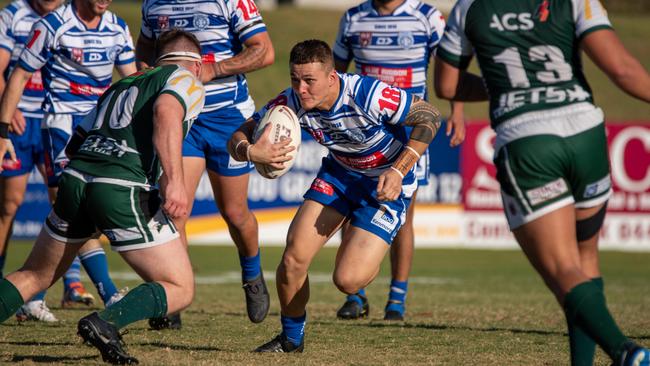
[{"x1": 252, "y1": 105, "x2": 301, "y2": 179}]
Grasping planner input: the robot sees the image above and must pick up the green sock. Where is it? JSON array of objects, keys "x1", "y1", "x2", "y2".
[
  {"x1": 98, "y1": 282, "x2": 168, "y2": 329},
  {"x1": 564, "y1": 280, "x2": 628, "y2": 362},
  {"x1": 567, "y1": 277, "x2": 604, "y2": 366},
  {"x1": 0, "y1": 278, "x2": 24, "y2": 322}
]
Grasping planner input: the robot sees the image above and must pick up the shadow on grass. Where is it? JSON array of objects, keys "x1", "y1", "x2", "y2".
[
  {"x1": 0, "y1": 340, "x2": 77, "y2": 346},
  {"x1": 137, "y1": 341, "x2": 222, "y2": 352},
  {"x1": 314, "y1": 320, "x2": 650, "y2": 340},
  {"x1": 11, "y1": 354, "x2": 97, "y2": 363}
]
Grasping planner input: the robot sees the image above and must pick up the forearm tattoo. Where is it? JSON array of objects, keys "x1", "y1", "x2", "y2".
[
  {"x1": 392, "y1": 147, "x2": 420, "y2": 177},
  {"x1": 214, "y1": 41, "x2": 267, "y2": 78},
  {"x1": 404, "y1": 96, "x2": 441, "y2": 144}
]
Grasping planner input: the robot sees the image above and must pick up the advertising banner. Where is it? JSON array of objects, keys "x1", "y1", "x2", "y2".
[{"x1": 461, "y1": 122, "x2": 650, "y2": 250}]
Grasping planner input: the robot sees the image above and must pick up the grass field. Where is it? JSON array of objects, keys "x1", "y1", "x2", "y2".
[{"x1": 1, "y1": 242, "x2": 649, "y2": 365}]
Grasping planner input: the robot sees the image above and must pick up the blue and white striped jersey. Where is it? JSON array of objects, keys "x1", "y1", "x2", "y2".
[
  {"x1": 141, "y1": 0, "x2": 268, "y2": 113},
  {"x1": 18, "y1": 3, "x2": 135, "y2": 115},
  {"x1": 254, "y1": 73, "x2": 416, "y2": 183},
  {"x1": 333, "y1": 0, "x2": 445, "y2": 99},
  {"x1": 0, "y1": 0, "x2": 45, "y2": 118}
]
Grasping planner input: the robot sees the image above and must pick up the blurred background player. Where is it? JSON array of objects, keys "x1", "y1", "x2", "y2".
[
  {"x1": 332, "y1": 0, "x2": 465, "y2": 321},
  {"x1": 0, "y1": 0, "x2": 137, "y2": 313},
  {"x1": 435, "y1": 0, "x2": 650, "y2": 365},
  {"x1": 229, "y1": 40, "x2": 441, "y2": 352},
  {"x1": 135, "y1": 0, "x2": 275, "y2": 327},
  {"x1": 0, "y1": 0, "x2": 101, "y2": 322},
  {"x1": 0, "y1": 29, "x2": 206, "y2": 364}
]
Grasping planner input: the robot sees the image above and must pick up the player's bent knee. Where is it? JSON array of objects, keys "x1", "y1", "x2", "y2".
[
  {"x1": 576, "y1": 204, "x2": 607, "y2": 242},
  {"x1": 332, "y1": 273, "x2": 364, "y2": 295},
  {"x1": 280, "y1": 252, "x2": 309, "y2": 276},
  {"x1": 0, "y1": 196, "x2": 24, "y2": 218},
  {"x1": 220, "y1": 205, "x2": 251, "y2": 227}
]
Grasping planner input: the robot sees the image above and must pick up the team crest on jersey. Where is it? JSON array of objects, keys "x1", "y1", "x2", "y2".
[
  {"x1": 360, "y1": 32, "x2": 372, "y2": 47},
  {"x1": 307, "y1": 128, "x2": 324, "y2": 143},
  {"x1": 158, "y1": 15, "x2": 170, "y2": 29},
  {"x1": 398, "y1": 31, "x2": 414, "y2": 49},
  {"x1": 107, "y1": 45, "x2": 121, "y2": 62},
  {"x1": 72, "y1": 48, "x2": 83, "y2": 64},
  {"x1": 193, "y1": 14, "x2": 209, "y2": 30},
  {"x1": 536, "y1": 0, "x2": 550, "y2": 22}
]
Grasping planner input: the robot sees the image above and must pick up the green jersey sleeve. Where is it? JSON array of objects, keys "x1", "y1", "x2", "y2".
[
  {"x1": 571, "y1": 0, "x2": 612, "y2": 39},
  {"x1": 438, "y1": 0, "x2": 476, "y2": 69},
  {"x1": 160, "y1": 67, "x2": 206, "y2": 122}
]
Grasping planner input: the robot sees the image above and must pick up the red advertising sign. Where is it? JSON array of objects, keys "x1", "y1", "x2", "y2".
[{"x1": 462, "y1": 122, "x2": 650, "y2": 213}]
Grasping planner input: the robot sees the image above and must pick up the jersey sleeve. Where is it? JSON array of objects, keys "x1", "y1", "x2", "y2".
[
  {"x1": 116, "y1": 19, "x2": 135, "y2": 65},
  {"x1": 437, "y1": 0, "x2": 474, "y2": 70},
  {"x1": 229, "y1": 0, "x2": 267, "y2": 43},
  {"x1": 357, "y1": 77, "x2": 411, "y2": 126},
  {"x1": 17, "y1": 18, "x2": 54, "y2": 72},
  {"x1": 161, "y1": 67, "x2": 206, "y2": 122},
  {"x1": 0, "y1": 6, "x2": 15, "y2": 53},
  {"x1": 571, "y1": 0, "x2": 612, "y2": 39},
  {"x1": 426, "y1": 7, "x2": 446, "y2": 53},
  {"x1": 332, "y1": 13, "x2": 352, "y2": 63},
  {"x1": 139, "y1": 0, "x2": 155, "y2": 40}
]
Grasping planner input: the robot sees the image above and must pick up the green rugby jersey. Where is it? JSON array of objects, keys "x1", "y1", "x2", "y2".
[
  {"x1": 68, "y1": 64, "x2": 205, "y2": 186},
  {"x1": 438, "y1": 0, "x2": 611, "y2": 127}
]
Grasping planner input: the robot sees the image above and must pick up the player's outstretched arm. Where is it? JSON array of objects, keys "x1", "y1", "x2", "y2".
[
  {"x1": 377, "y1": 96, "x2": 441, "y2": 201},
  {"x1": 135, "y1": 33, "x2": 156, "y2": 70},
  {"x1": 201, "y1": 32, "x2": 274, "y2": 83},
  {"x1": 153, "y1": 93, "x2": 188, "y2": 220},
  {"x1": 582, "y1": 29, "x2": 650, "y2": 103},
  {"x1": 434, "y1": 57, "x2": 488, "y2": 102}
]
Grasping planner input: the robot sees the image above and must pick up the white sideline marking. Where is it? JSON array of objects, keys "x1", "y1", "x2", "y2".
[{"x1": 103, "y1": 271, "x2": 460, "y2": 285}]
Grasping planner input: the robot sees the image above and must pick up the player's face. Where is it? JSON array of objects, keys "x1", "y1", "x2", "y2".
[
  {"x1": 290, "y1": 62, "x2": 338, "y2": 111},
  {"x1": 31, "y1": 0, "x2": 62, "y2": 16},
  {"x1": 87, "y1": 0, "x2": 111, "y2": 15}
]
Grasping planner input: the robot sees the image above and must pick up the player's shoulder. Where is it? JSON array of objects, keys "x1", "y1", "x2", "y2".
[
  {"x1": 343, "y1": 0, "x2": 372, "y2": 20},
  {"x1": 39, "y1": 4, "x2": 70, "y2": 31},
  {"x1": 1, "y1": 0, "x2": 27, "y2": 18},
  {"x1": 101, "y1": 10, "x2": 129, "y2": 31}
]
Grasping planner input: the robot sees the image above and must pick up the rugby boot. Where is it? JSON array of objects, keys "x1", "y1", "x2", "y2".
[
  {"x1": 615, "y1": 342, "x2": 650, "y2": 366},
  {"x1": 336, "y1": 293, "x2": 369, "y2": 319},
  {"x1": 254, "y1": 333, "x2": 304, "y2": 353},
  {"x1": 243, "y1": 273, "x2": 270, "y2": 323},
  {"x1": 78, "y1": 312, "x2": 138, "y2": 365},
  {"x1": 148, "y1": 312, "x2": 182, "y2": 330},
  {"x1": 15, "y1": 300, "x2": 58, "y2": 322},
  {"x1": 62, "y1": 281, "x2": 95, "y2": 307},
  {"x1": 383, "y1": 300, "x2": 405, "y2": 321}
]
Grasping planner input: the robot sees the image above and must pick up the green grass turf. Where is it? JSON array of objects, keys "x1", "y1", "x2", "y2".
[{"x1": 1, "y1": 242, "x2": 649, "y2": 365}]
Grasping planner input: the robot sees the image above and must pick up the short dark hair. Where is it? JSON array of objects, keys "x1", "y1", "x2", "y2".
[
  {"x1": 289, "y1": 39, "x2": 334, "y2": 68},
  {"x1": 155, "y1": 29, "x2": 202, "y2": 59}
]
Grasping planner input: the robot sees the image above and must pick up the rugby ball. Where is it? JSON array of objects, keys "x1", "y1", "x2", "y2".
[{"x1": 252, "y1": 105, "x2": 301, "y2": 179}]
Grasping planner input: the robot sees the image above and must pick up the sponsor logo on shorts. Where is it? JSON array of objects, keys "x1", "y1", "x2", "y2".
[
  {"x1": 310, "y1": 178, "x2": 334, "y2": 196},
  {"x1": 103, "y1": 228, "x2": 143, "y2": 242},
  {"x1": 228, "y1": 155, "x2": 249, "y2": 169},
  {"x1": 584, "y1": 174, "x2": 611, "y2": 198},
  {"x1": 371, "y1": 205, "x2": 398, "y2": 233},
  {"x1": 525, "y1": 178, "x2": 568, "y2": 206}
]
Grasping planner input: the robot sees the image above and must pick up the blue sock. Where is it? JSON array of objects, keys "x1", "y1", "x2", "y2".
[
  {"x1": 31, "y1": 290, "x2": 46, "y2": 302},
  {"x1": 386, "y1": 280, "x2": 408, "y2": 313},
  {"x1": 79, "y1": 248, "x2": 118, "y2": 304},
  {"x1": 63, "y1": 256, "x2": 82, "y2": 289},
  {"x1": 239, "y1": 249, "x2": 261, "y2": 281},
  {"x1": 0, "y1": 254, "x2": 5, "y2": 278},
  {"x1": 346, "y1": 288, "x2": 366, "y2": 306},
  {"x1": 281, "y1": 313, "x2": 306, "y2": 346}
]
